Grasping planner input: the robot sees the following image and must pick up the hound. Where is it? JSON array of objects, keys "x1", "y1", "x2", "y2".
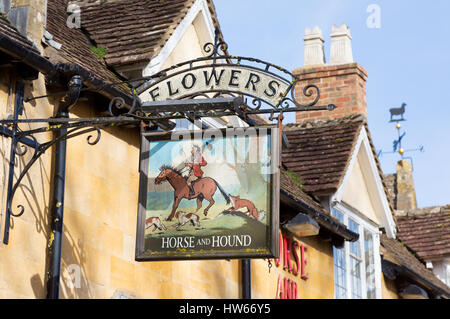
[
  {"x1": 145, "y1": 217, "x2": 167, "y2": 232},
  {"x1": 175, "y1": 211, "x2": 201, "y2": 229}
]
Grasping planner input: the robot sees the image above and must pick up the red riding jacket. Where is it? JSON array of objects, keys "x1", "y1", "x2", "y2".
[{"x1": 188, "y1": 156, "x2": 207, "y2": 177}]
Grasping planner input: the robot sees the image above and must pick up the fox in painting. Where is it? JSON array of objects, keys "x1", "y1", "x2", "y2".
[{"x1": 227, "y1": 195, "x2": 265, "y2": 222}]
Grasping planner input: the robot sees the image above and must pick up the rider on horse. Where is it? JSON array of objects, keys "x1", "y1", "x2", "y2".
[{"x1": 186, "y1": 145, "x2": 207, "y2": 196}]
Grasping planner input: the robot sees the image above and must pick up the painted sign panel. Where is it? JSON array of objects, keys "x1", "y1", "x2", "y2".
[
  {"x1": 139, "y1": 65, "x2": 291, "y2": 107},
  {"x1": 135, "y1": 127, "x2": 280, "y2": 261}
]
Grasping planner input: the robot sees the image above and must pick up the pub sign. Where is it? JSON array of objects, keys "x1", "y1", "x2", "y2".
[{"x1": 135, "y1": 126, "x2": 280, "y2": 261}]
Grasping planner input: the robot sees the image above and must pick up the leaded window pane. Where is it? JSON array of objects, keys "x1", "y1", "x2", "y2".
[
  {"x1": 334, "y1": 246, "x2": 347, "y2": 298},
  {"x1": 348, "y1": 219, "x2": 360, "y2": 258},
  {"x1": 332, "y1": 209, "x2": 347, "y2": 298},
  {"x1": 350, "y1": 256, "x2": 362, "y2": 298},
  {"x1": 364, "y1": 230, "x2": 376, "y2": 298}
]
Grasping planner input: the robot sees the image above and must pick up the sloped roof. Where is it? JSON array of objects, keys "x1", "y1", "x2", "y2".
[
  {"x1": 81, "y1": 0, "x2": 195, "y2": 67},
  {"x1": 282, "y1": 114, "x2": 395, "y2": 217},
  {"x1": 0, "y1": 15, "x2": 39, "y2": 54},
  {"x1": 381, "y1": 234, "x2": 450, "y2": 296},
  {"x1": 282, "y1": 115, "x2": 364, "y2": 194},
  {"x1": 280, "y1": 167, "x2": 359, "y2": 243},
  {"x1": 396, "y1": 206, "x2": 450, "y2": 260},
  {"x1": 383, "y1": 173, "x2": 397, "y2": 210},
  {"x1": 80, "y1": 0, "x2": 224, "y2": 68},
  {"x1": 280, "y1": 168, "x2": 329, "y2": 216},
  {"x1": 362, "y1": 120, "x2": 396, "y2": 217},
  {"x1": 46, "y1": 0, "x2": 225, "y2": 94},
  {"x1": 46, "y1": 0, "x2": 130, "y2": 93}
]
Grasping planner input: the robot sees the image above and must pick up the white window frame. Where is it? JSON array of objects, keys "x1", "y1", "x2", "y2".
[{"x1": 332, "y1": 202, "x2": 382, "y2": 299}]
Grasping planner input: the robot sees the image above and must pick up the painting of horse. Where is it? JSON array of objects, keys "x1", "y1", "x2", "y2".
[{"x1": 154, "y1": 165, "x2": 230, "y2": 221}]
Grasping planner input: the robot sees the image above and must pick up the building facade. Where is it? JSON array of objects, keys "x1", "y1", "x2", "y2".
[{"x1": 0, "y1": 0, "x2": 448, "y2": 299}]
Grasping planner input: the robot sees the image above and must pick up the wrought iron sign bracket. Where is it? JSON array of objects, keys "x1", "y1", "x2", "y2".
[
  {"x1": 0, "y1": 93, "x2": 146, "y2": 244},
  {"x1": 0, "y1": 28, "x2": 338, "y2": 245}
]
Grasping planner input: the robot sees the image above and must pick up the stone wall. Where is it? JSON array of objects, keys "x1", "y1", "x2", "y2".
[{"x1": 395, "y1": 160, "x2": 417, "y2": 211}]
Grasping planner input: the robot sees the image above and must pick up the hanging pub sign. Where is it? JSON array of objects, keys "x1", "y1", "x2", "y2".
[{"x1": 135, "y1": 126, "x2": 280, "y2": 261}]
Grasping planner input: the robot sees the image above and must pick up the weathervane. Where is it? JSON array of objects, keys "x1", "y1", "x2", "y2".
[{"x1": 377, "y1": 102, "x2": 424, "y2": 166}]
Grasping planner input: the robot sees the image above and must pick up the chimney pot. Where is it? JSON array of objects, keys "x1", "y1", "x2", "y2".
[
  {"x1": 329, "y1": 24, "x2": 354, "y2": 65},
  {"x1": 294, "y1": 23, "x2": 367, "y2": 124},
  {"x1": 303, "y1": 26, "x2": 325, "y2": 66}
]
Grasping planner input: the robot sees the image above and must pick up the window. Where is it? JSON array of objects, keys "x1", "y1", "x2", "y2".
[
  {"x1": 332, "y1": 205, "x2": 381, "y2": 299},
  {"x1": 333, "y1": 210, "x2": 347, "y2": 299}
]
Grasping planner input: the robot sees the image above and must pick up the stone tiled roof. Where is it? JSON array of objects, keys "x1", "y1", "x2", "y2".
[
  {"x1": 363, "y1": 122, "x2": 396, "y2": 215},
  {"x1": 46, "y1": 0, "x2": 131, "y2": 93},
  {"x1": 0, "y1": 15, "x2": 39, "y2": 54},
  {"x1": 80, "y1": 0, "x2": 224, "y2": 68},
  {"x1": 396, "y1": 206, "x2": 450, "y2": 260},
  {"x1": 282, "y1": 114, "x2": 395, "y2": 217},
  {"x1": 280, "y1": 168, "x2": 329, "y2": 216},
  {"x1": 282, "y1": 115, "x2": 364, "y2": 194},
  {"x1": 46, "y1": 0, "x2": 224, "y2": 94},
  {"x1": 81, "y1": 0, "x2": 196, "y2": 67},
  {"x1": 381, "y1": 234, "x2": 450, "y2": 296},
  {"x1": 280, "y1": 167, "x2": 360, "y2": 243}
]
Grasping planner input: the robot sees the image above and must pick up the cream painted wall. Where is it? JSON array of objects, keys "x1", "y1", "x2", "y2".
[
  {"x1": 341, "y1": 151, "x2": 380, "y2": 225},
  {"x1": 160, "y1": 23, "x2": 205, "y2": 72}
]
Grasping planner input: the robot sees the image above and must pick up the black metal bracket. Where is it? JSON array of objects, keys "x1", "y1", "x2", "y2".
[{"x1": 0, "y1": 92, "x2": 142, "y2": 244}]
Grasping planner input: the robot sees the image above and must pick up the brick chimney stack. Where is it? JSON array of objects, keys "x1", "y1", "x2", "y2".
[{"x1": 294, "y1": 24, "x2": 368, "y2": 124}]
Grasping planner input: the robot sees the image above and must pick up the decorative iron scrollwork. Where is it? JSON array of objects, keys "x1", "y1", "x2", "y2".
[{"x1": 0, "y1": 28, "x2": 337, "y2": 244}]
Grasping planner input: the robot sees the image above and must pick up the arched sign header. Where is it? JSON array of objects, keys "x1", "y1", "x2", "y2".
[
  {"x1": 137, "y1": 30, "x2": 336, "y2": 116},
  {"x1": 141, "y1": 65, "x2": 290, "y2": 108}
]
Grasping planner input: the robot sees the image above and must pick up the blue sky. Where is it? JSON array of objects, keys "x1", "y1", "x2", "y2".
[{"x1": 214, "y1": 0, "x2": 450, "y2": 208}]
